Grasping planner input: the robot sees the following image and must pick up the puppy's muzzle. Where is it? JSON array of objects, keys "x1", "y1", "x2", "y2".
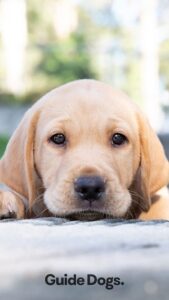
[{"x1": 74, "y1": 176, "x2": 105, "y2": 202}]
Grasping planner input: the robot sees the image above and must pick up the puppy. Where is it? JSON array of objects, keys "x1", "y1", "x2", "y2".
[{"x1": 0, "y1": 80, "x2": 169, "y2": 220}]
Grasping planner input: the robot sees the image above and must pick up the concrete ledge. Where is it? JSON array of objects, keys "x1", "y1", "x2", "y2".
[{"x1": 0, "y1": 218, "x2": 169, "y2": 300}]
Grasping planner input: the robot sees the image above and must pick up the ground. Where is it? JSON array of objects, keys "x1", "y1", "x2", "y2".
[{"x1": 0, "y1": 218, "x2": 169, "y2": 300}]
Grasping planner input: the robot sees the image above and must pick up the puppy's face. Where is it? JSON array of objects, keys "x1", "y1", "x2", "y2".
[{"x1": 35, "y1": 81, "x2": 140, "y2": 220}]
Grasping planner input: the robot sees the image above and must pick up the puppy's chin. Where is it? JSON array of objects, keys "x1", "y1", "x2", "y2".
[
  {"x1": 65, "y1": 210, "x2": 111, "y2": 221},
  {"x1": 44, "y1": 189, "x2": 132, "y2": 221}
]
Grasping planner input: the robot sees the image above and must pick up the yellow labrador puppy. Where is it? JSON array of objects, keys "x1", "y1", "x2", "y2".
[{"x1": 0, "y1": 80, "x2": 169, "y2": 220}]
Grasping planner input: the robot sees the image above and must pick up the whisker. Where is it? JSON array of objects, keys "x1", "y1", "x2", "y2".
[
  {"x1": 35, "y1": 207, "x2": 49, "y2": 218},
  {"x1": 30, "y1": 193, "x2": 44, "y2": 210},
  {"x1": 129, "y1": 190, "x2": 145, "y2": 202},
  {"x1": 130, "y1": 191, "x2": 147, "y2": 209}
]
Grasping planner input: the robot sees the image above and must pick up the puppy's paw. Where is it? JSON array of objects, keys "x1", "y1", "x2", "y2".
[{"x1": 0, "y1": 191, "x2": 24, "y2": 219}]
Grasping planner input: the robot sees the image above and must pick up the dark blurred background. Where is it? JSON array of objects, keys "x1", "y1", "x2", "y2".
[{"x1": 0, "y1": 0, "x2": 169, "y2": 157}]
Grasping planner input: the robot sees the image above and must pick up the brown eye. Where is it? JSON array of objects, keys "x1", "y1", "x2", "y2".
[
  {"x1": 111, "y1": 133, "x2": 127, "y2": 146},
  {"x1": 50, "y1": 133, "x2": 66, "y2": 145}
]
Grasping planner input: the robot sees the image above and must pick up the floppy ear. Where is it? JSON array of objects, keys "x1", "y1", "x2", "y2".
[
  {"x1": 0, "y1": 108, "x2": 41, "y2": 213},
  {"x1": 131, "y1": 111, "x2": 169, "y2": 214}
]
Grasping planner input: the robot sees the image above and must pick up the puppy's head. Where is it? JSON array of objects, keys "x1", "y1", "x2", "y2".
[{"x1": 0, "y1": 80, "x2": 168, "y2": 220}]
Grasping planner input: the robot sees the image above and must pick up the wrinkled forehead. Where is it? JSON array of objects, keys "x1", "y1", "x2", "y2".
[{"x1": 38, "y1": 82, "x2": 138, "y2": 135}]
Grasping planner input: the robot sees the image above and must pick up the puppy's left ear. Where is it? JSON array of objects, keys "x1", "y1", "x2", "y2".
[
  {"x1": 132, "y1": 111, "x2": 169, "y2": 212},
  {"x1": 0, "y1": 108, "x2": 41, "y2": 213}
]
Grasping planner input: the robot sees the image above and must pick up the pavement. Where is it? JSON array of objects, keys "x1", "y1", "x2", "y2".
[{"x1": 0, "y1": 218, "x2": 169, "y2": 300}]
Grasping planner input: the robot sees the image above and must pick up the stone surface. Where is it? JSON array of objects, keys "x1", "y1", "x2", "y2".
[{"x1": 0, "y1": 218, "x2": 169, "y2": 300}]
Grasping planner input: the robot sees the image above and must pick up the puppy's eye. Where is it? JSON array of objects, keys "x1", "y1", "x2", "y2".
[
  {"x1": 111, "y1": 133, "x2": 127, "y2": 146},
  {"x1": 50, "y1": 133, "x2": 66, "y2": 145}
]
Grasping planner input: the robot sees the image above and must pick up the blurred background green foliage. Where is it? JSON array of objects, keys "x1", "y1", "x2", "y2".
[
  {"x1": 1, "y1": 0, "x2": 164, "y2": 104},
  {"x1": 0, "y1": 135, "x2": 8, "y2": 157}
]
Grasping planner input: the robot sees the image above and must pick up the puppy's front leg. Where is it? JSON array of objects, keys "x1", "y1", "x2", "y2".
[
  {"x1": 139, "y1": 188, "x2": 169, "y2": 220},
  {"x1": 0, "y1": 191, "x2": 25, "y2": 219}
]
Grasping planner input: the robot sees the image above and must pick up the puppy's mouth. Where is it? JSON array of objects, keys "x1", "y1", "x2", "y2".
[{"x1": 65, "y1": 210, "x2": 113, "y2": 221}]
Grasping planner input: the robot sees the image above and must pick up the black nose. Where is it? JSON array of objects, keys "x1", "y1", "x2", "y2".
[{"x1": 74, "y1": 176, "x2": 105, "y2": 201}]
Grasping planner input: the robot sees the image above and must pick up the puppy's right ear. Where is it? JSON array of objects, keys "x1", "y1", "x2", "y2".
[
  {"x1": 0, "y1": 108, "x2": 41, "y2": 211},
  {"x1": 137, "y1": 112, "x2": 169, "y2": 196},
  {"x1": 130, "y1": 110, "x2": 169, "y2": 217}
]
